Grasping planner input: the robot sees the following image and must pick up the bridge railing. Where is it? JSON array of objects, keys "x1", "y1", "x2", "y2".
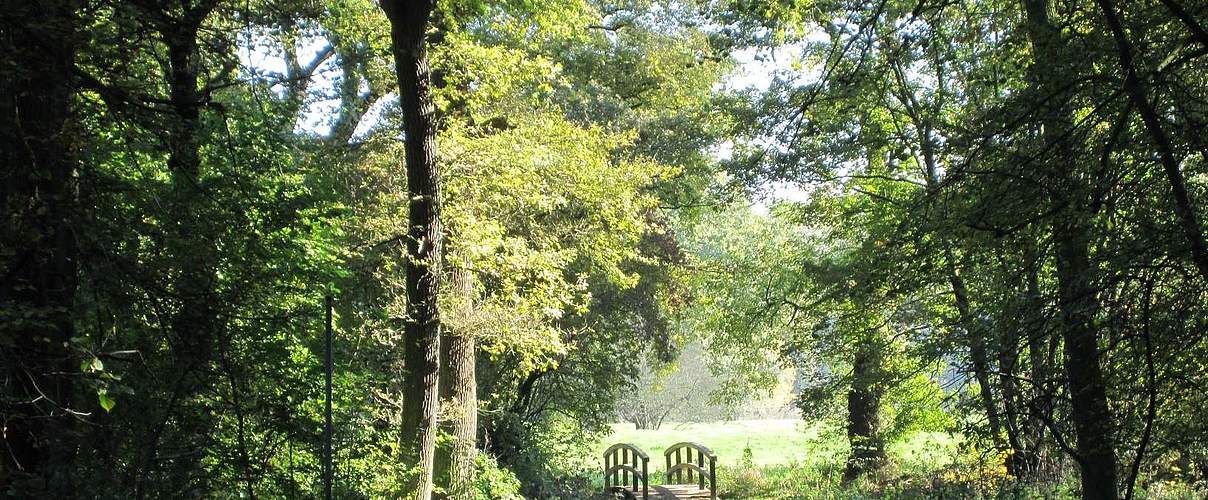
[
  {"x1": 664, "y1": 441, "x2": 717, "y2": 499},
  {"x1": 603, "y1": 443, "x2": 649, "y2": 499}
]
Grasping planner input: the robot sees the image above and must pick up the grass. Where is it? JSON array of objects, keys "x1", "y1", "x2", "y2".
[
  {"x1": 589, "y1": 419, "x2": 964, "y2": 498},
  {"x1": 586, "y1": 420, "x2": 1208, "y2": 499},
  {"x1": 594, "y1": 419, "x2": 955, "y2": 473},
  {"x1": 600, "y1": 419, "x2": 835, "y2": 470}
]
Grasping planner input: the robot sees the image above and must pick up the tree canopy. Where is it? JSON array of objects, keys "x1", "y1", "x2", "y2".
[{"x1": 2, "y1": 0, "x2": 1208, "y2": 499}]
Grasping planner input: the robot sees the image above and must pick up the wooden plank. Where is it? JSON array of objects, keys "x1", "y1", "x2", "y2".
[{"x1": 623, "y1": 484, "x2": 713, "y2": 499}]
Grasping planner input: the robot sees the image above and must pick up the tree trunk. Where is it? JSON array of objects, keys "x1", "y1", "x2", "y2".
[
  {"x1": 382, "y1": 1, "x2": 443, "y2": 498},
  {"x1": 1051, "y1": 207, "x2": 1117, "y2": 499},
  {"x1": 997, "y1": 317, "x2": 1029, "y2": 478},
  {"x1": 1021, "y1": 0, "x2": 1119, "y2": 496},
  {"x1": 0, "y1": 0, "x2": 80, "y2": 494},
  {"x1": 843, "y1": 339, "x2": 886, "y2": 482},
  {"x1": 131, "y1": 5, "x2": 222, "y2": 493},
  {"x1": 1155, "y1": 0, "x2": 1208, "y2": 52},
  {"x1": 1019, "y1": 241, "x2": 1050, "y2": 476},
  {"x1": 163, "y1": 13, "x2": 217, "y2": 386},
  {"x1": 633, "y1": 412, "x2": 650, "y2": 430},
  {"x1": 1095, "y1": 0, "x2": 1208, "y2": 283},
  {"x1": 909, "y1": 102, "x2": 1010, "y2": 459},
  {"x1": 279, "y1": 25, "x2": 333, "y2": 135},
  {"x1": 326, "y1": 45, "x2": 376, "y2": 145},
  {"x1": 945, "y1": 250, "x2": 1008, "y2": 453},
  {"x1": 438, "y1": 263, "x2": 477, "y2": 499}
]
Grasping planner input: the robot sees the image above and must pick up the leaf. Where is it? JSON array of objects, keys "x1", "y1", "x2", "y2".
[
  {"x1": 81, "y1": 356, "x2": 103, "y2": 372},
  {"x1": 98, "y1": 389, "x2": 116, "y2": 412}
]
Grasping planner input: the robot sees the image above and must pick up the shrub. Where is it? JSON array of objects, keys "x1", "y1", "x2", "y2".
[{"x1": 474, "y1": 452, "x2": 524, "y2": 500}]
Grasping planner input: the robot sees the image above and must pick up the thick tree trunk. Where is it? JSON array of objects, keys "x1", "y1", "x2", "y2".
[
  {"x1": 1051, "y1": 212, "x2": 1117, "y2": 499},
  {"x1": 1021, "y1": 0, "x2": 1119, "y2": 497},
  {"x1": 843, "y1": 340, "x2": 886, "y2": 482},
  {"x1": 0, "y1": 0, "x2": 80, "y2": 494},
  {"x1": 438, "y1": 264, "x2": 477, "y2": 499},
  {"x1": 382, "y1": 1, "x2": 443, "y2": 498},
  {"x1": 163, "y1": 17, "x2": 217, "y2": 384}
]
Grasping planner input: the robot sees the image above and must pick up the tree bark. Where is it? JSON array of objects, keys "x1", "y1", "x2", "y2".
[
  {"x1": 438, "y1": 263, "x2": 477, "y2": 499},
  {"x1": 162, "y1": 6, "x2": 218, "y2": 381},
  {"x1": 381, "y1": 1, "x2": 443, "y2": 498},
  {"x1": 843, "y1": 339, "x2": 886, "y2": 482},
  {"x1": 326, "y1": 45, "x2": 378, "y2": 145},
  {"x1": 1021, "y1": 0, "x2": 1119, "y2": 496},
  {"x1": 1051, "y1": 204, "x2": 1117, "y2": 499},
  {"x1": 945, "y1": 250, "x2": 1008, "y2": 453},
  {"x1": 279, "y1": 25, "x2": 334, "y2": 134},
  {"x1": 0, "y1": 0, "x2": 80, "y2": 494}
]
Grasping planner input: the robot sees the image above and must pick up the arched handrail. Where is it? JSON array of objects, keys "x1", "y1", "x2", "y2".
[
  {"x1": 664, "y1": 441, "x2": 717, "y2": 500},
  {"x1": 667, "y1": 462, "x2": 709, "y2": 478},
  {"x1": 603, "y1": 442, "x2": 649, "y2": 500},
  {"x1": 605, "y1": 463, "x2": 646, "y2": 479},
  {"x1": 664, "y1": 441, "x2": 716, "y2": 459},
  {"x1": 605, "y1": 442, "x2": 651, "y2": 461}
]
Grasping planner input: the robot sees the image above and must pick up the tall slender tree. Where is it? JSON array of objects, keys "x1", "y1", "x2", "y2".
[
  {"x1": 123, "y1": 2, "x2": 226, "y2": 492},
  {"x1": 381, "y1": 0, "x2": 443, "y2": 497},
  {"x1": 1021, "y1": 0, "x2": 1119, "y2": 497},
  {"x1": 1094, "y1": 0, "x2": 1208, "y2": 283}
]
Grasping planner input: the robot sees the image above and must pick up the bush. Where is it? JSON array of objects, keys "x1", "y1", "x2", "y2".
[
  {"x1": 722, "y1": 444, "x2": 768, "y2": 497},
  {"x1": 474, "y1": 452, "x2": 524, "y2": 500}
]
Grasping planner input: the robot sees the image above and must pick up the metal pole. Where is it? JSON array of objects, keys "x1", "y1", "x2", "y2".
[{"x1": 324, "y1": 294, "x2": 333, "y2": 500}]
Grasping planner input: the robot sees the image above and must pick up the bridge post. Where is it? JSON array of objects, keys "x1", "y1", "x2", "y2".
[
  {"x1": 708, "y1": 455, "x2": 717, "y2": 500},
  {"x1": 664, "y1": 452, "x2": 671, "y2": 484},
  {"x1": 675, "y1": 448, "x2": 681, "y2": 482},
  {"x1": 604, "y1": 450, "x2": 611, "y2": 490},
  {"x1": 622, "y1": 448, "x2": 629, "y2": 488},
  {"x1": 642, "y1": 456, "x2": 648, "y2": 499},
  {"x1": 686, "y1": 448, "x2": 694, "y2": 483}
]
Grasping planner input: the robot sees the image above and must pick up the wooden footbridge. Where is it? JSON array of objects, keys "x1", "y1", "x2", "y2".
[{"x1": 603, "y1": 442, "x2": 718, "y2": 499}]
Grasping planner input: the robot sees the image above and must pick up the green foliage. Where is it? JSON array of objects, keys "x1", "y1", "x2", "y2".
[
  {"x1": 594, "y1": 419, "x2": 1053, "y2": 498},
  {"x1": 467, "y1": 452, "x2": 525, "y2": 500},
  {"x1": 711, "y1": 0, "x2": 1208, "y2": 496},
  {"x1": 11, "y1": 0, "x2": 1208, "y2": 497}
]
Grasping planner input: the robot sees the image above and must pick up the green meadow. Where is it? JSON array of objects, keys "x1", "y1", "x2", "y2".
[{"x1": 591, "y1": 420, "x2": 981, "y2": 499}]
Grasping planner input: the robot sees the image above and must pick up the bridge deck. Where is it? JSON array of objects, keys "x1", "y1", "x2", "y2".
[{"x1": 620, "y1": 484, "x2": 713, "y2": 499}]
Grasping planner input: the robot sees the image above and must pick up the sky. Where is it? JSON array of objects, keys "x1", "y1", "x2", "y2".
[
  {"x1": 724, "y1": 45, "x2": 815, "y2": 214},
  {"x1": 239, "y1": 26, "x2": 815, "y2": 213}
]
